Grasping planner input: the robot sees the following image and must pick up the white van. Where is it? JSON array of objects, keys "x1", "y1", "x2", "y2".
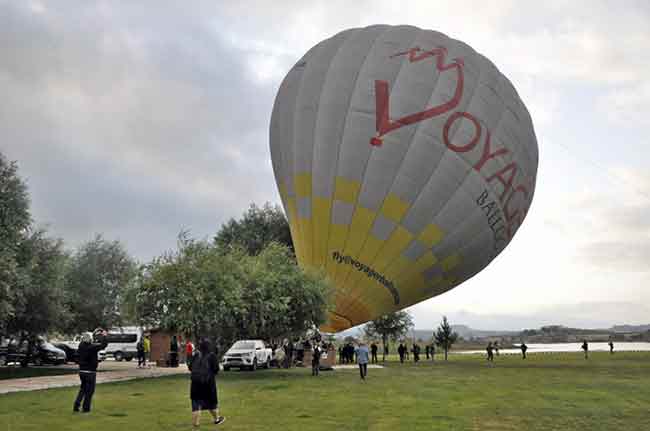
[{"x1": 101, "y1": 327, "x2": 143, "y2": 362}]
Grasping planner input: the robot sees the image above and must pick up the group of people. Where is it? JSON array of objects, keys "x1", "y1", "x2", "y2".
[
  {"x1": 135, "y1": 334, "x2": 151, "y2": 368},
  {"x1": 338, "y1": 342, "x2": 357, "y2": 364},
  {"x1": 397, "y1": 342, "x2": 434, "y2": 363},
  {"x1": 484, "y1": 339, "x2": 617, "y2": 361}
]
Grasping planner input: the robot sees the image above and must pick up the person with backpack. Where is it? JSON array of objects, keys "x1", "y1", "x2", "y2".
[
  {"x1": 188, "y1": 338, "x2": 225, "y2": 428},
  {"x1": 73, "y1": 329, "x2": 108, "y2": 413}
]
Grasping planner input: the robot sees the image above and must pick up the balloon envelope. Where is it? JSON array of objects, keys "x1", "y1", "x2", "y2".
[{"x1": 270, "y1": 25, "x2": 538, "y2": 332}]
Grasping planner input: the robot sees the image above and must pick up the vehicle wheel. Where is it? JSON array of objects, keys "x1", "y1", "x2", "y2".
[
  {"x1": 0, "y1": 355, "x2": 6, "y2": 366},
  {"x1": 223, "y1": 366, "x2": 230, "y2": 371},
  {"x1": 114, "y1": 352, "x2": 124, "y2": 362},
  {"x1": 251, "y1": 358, "x2": 258, "y2": 371},
  {"x1": 265, "y1": 357, "x2": 270, "y2": 369},
  {"x1": 33, "y1": 357, "x2": 42, "y2": 366},
  {"x1": 125, "y1": 355, "x2": 133, "y2": 362}
]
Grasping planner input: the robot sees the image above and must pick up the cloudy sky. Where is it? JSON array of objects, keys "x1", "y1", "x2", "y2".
[{"x1": 2, "y1": 1, "x2": 649, "y2": 330}]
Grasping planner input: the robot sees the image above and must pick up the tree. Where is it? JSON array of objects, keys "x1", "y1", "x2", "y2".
[
  {"x1": 0, "y1": 153, "x2": 31, "y2": 332},
  {"x1": 64, "y1": 235, "x2": 137, "y2": 333},
  {"x1": 434, "y1": 316, "x2": 458, "y2": 361},
  {"x1": 136, "y1": 233, "x2": 330, "y2": 357},
  {"x1": 214, "y1": 203, "x2": 293, "y2": 255},
  {"x1": 7, "y1": 229, "x2": 68, "y2": 364},
  {"x1": 364, "y1": 311, "x2": 413, "y2": 361}
]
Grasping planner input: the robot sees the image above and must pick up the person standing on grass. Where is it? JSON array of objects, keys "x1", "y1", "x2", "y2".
[
  {"x1": 189, "y1": 338, "x2": 225, "y2": 428},
  {"x1": 608, "y1": 340, "x2": 614, "y2": 354},
  {"x1": 398, "y1": 343, "x2": 406, "y2": 363},
  {"x1": 425, "y1": 345, "x2": 430, "y2": 360},
  {"x1": 370, "y1": 343, "x2": 378, "y2": 364},
  {"x1": 520, "y1": 342, "x2": 528, "y2": 359},
  {"x1": 136, "y1": 337, "x2": 145, "y2": 368},
  {"x1": 355, "y1": 342, "x2": 370, "y2": 380},
  {"x1": 430, "y1": 343, "x2": 435, "y2": 361},
  {"x1": 412, "y1": 343, "x2": 420, "y2": 363},
  {"x1": 312, "y1": 344, "x2": 322, "y2": 376},
  {"x1": 73, "y1": 329, "x2": 108, "y2": 413},
  {"x1": 486, "y1": 342, "x2": 494, "y2": 362},
  {"x1": 581, "y1": 340, "x2": 589, "y2": 359}
]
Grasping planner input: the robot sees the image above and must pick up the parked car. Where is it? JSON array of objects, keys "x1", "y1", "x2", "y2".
[
  {"x1": 54, "y1": 334, "x2": 105, "y2": 363},
  {"x1": 221, "y1": 340, "x2": 273, "y2": 371},
  {"x1": 100, "y1": 327, "x2": 143, "y2": 361},
  {"x1": 53, "y1": 342, "x2": 79, "y2": 363},
  {"x1": 0, "y1": 337, "x2": 66, "y2": 366}
]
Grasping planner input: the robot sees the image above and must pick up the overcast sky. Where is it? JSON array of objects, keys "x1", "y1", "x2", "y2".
[{"x1": 2, "y1": 1, "x2": 649, "y2": 330}]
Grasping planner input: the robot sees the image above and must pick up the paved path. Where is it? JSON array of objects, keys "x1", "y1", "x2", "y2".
[{"x1": 0, "y1": 362, "x2": 188, "y2": 395}]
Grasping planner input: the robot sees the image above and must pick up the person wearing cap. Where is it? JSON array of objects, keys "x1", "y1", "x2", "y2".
[{"x1": 73, "y1": 329, "x2": 108, "y2": 413}]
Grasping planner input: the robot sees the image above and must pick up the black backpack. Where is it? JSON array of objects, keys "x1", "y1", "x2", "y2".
[{"x1": 190, "y1": 352, "x2": 213, "y2": 384}]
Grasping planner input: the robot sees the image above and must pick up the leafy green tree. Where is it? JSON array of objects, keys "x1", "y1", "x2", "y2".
[
  {"x1": 214, "y1": 203, "x2": 293, "y2": 255},
  {"x1": 64, "y1": 235, "x2": 137, "y2": 333},
  {"x1": 0, "y1": 153, "x2": 31, "y2": 332},
  {"x1": 364, "y1": 311, "x2": 413, "y2": 361},
  {"x1": 136, "y1": 234, "x2": 329, "y2": 357},
  {"x1": 7, "y1": 229, "x2": 68, "y2": 364},
  {"x1": 434, "y1": 316, "x2": 458, "y2": 361}
]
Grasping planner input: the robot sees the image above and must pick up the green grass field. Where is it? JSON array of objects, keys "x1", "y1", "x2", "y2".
[{"x1": 1, "y1": 352, "x2": 649, "y2": 430}]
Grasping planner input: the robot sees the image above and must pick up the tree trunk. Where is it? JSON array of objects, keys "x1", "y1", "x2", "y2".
[
  {"x1": 444, "y1": 347, "x2": 448, "y2": 361},
  {"x1": 382, "y1": 334, "x2": 387, "y2": 362}
]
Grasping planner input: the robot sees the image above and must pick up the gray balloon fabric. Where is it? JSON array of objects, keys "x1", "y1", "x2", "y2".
[{"x1": 270, "y1": 25, "x2": 538, "y2": 332}]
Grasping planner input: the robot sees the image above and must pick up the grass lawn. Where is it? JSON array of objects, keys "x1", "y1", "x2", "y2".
[
  {"x1": 1, "y1": 352, "x2": 649, "y2": 430},
  {"x1": 0, "y1": 366, "x2": 79, "y2": 380}
]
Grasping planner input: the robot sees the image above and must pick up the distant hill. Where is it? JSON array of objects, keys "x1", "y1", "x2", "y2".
[
  {"x1": 410, "y1": 325, "x2": 518, "y2": 341},
  {"x1": 336, "y1": 323, "x2": 650, "y2": 341},
  {"x1": 610, "y1": 324, "x2": 650, "y2": 333}
]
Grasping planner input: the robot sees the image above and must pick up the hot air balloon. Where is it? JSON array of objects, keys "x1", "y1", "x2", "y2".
[{"x1": 270, "y1": 25, "x2": 538, "y2": 332}]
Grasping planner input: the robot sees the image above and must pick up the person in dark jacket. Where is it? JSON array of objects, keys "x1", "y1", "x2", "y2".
[
  {"x1": 370, "y1": 343, "x2": 378, "y2": 364},
  {"x1": 412, "y1": 344, "x2": 421, "y2": 363},
  {"x1": 73, "y1": 329, "x2": 108, "y2": 413},
  {"x1": 581, "y1": 340, "x2": 589, "y2": 359},
  {"x1": 398, "y1": 343, "x2": 406, "y2": 363},
  {"x1": 486, "y1": 342, "x2": 494, "y2": 362},
  {"x1": 170, "y1": 335, "x2": 179, "y2": 367},
  {"x1": 189, "y1": 338, "x2": 225, "y2": 428},
  {"x1": 520, "y1": 342, "x2": 528, "y2": 359},
  {"x1": 136, "y1": 338, "x2": 145, "y2": 368}
]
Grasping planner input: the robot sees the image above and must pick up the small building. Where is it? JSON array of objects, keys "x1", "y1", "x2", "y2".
[{"x1": 148, "y1": 329, "x2": 189, "y2": 367}]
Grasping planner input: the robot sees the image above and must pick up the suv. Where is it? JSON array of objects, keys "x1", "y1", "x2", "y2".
[{"x1": 222, "y1": 340, "x2": 272, "y2": 371}]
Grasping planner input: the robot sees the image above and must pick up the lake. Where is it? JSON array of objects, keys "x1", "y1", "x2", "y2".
[{"x1": 456, "y1": 342, "x2": 650, "y2": 355}]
